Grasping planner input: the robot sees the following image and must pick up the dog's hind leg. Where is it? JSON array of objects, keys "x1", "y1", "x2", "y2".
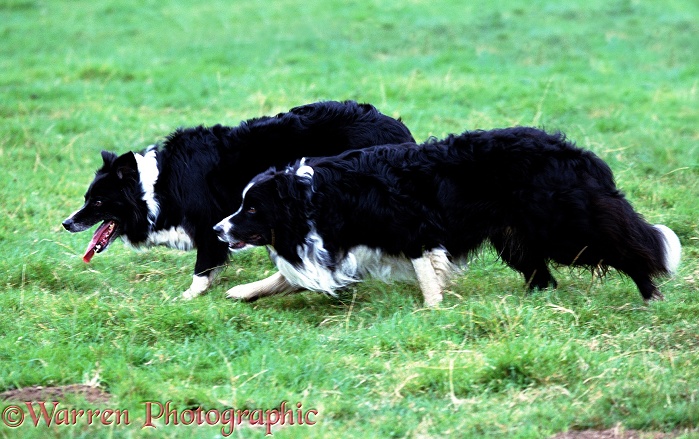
[
  {"x1": 226, "y1": 272, "x2": 299, "y2": 301},
  {"x1": 627, "y1": 270, "x2": 664, "y2": 302},
  {"x1": 427, "y1": 248, "x2": 456, "y2": 290},
  {"x1": 506, "y1": 258, "x2": 556, "y2": 290},
  {"x1": 523, "y1": 265, "x2": 557, "y2": 290},
  {"x1": 583, "y1": 196, "x2": 681, "y2": 301},
  {"x1": 411, "y1": 253, "x2": 444, "y2": 307},
  {"x1": 491, "y1": 232, "x2": 557, "y2": 290}
]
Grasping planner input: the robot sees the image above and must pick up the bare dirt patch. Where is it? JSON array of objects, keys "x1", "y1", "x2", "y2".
[
  {"x1": 550, "y1": 428, "x2": 679, "y2": 439},
  {"x1": 0, "y1": 385, "x2": 111, "y2": 404}
]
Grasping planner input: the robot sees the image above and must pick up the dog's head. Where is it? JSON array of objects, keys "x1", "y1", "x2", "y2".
[
  {"x1": 62, "y1": 150, "x2": 146, "y2": 262},
  {"x1": 213, "y1": 163, "x2": 315, "y2": 252}
]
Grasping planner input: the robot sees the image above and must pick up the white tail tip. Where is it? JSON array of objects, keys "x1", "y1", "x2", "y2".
[
  {"x1": 295, "y1": 164, "x2": 314, "y2": 179},
  {"x1": 654, "y1": 224, "x2": 681, "y2": 274}
]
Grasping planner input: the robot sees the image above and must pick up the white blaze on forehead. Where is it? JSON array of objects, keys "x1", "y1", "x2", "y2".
[
  {"x1": 215, "y1": 180, "x2": 257, "y2": 248},
  {"x1": 232, "y1": 180, "x2": 256, "y2": 217},
  {"x1": 242, "y1": 180, "x2": 255, "y2": 200},
  {"x1": 133, "y1": 150, "x2": 160, "y2": 225}
]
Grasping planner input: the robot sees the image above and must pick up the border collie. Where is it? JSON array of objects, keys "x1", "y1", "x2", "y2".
[
  {"x1": 214, "y1": 127, "x2": 681, "y2": 306},
  {"x1": 62, "y1": 100, "x2": 415, "y2": 299}
]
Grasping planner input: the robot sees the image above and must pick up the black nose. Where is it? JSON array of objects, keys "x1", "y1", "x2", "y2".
[
  {"x1": 213, "y1": 224, "x2": 224, "y2": 236},
  {"x1": 62, "y1": 218, "x2": 73, "y2": 231}
]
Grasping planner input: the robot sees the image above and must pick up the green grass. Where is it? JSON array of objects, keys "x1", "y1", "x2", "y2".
[{"x1": 1, "y1": 0, "x2": 699, "y2": 437}]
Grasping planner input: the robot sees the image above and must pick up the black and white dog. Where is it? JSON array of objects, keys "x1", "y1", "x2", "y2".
[
  {"x1": 62, "y1": 100, "x2": 415, "y2": 299},
  {"x1": 215, "y1": 127, "x2": 681, "y2": 306}
]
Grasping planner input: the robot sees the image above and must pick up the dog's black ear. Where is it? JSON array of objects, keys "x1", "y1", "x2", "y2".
[
  {"x1": 100, "y1": 150, "x2": 118, "y2": 166},
  {"x1": 274, "y1": 173, "x2": 312, "y2": 207},
  {"x1": 113, "y1": 152, "x2": 139, "y2": 180}
]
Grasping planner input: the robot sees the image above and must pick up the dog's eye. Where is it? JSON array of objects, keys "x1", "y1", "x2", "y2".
[
  {"x1": 94, "y1": 200, "x2": 102, "y2": 207},
  {"x1": 246, "y1": 207, "x2": 256, "y2": 214}
]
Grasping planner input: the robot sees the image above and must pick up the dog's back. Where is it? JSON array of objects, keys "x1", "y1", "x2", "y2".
[
  {"x1": 301, "y1": 126, "x2": 680, "y2": 301},
  {"x1": 154, "y1": 101, "x2": 414, "y2": 234}
]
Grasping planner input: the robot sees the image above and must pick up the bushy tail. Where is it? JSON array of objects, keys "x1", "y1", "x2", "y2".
[
  {"x1": 652, "y1": 224, "x2": 682, "y2": 275},
  {"x1": 593, "y1": 195, "x2": 681, "y2": 300},
  {"x1": 607, "y1": 216, "x2": 681, "y2": 301}
]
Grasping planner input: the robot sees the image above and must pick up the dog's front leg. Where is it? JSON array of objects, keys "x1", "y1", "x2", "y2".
[
  {"x1": 182, "y1": 268, "x2": 222, "y2": 300},
  {"x1": 182, "y1": 238, "x2": 228, "y2": 299},
  {"x1": 226, "y1": 272, "x2": 298, "y2": 301},
  {"x1": 411, "y1": 253, "x2": 444, "y2": 307}
]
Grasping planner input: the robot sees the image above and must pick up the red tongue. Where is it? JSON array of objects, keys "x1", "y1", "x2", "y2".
[
  {"x1": 83, "y1": 247, "x2": 96, "y2": 264},
  {"x1": 83, "y1": 221, "x2": 116, "y2": 263}
]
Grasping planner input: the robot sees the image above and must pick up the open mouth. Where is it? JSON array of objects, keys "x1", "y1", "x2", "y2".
[
  {"x1": 83, "y1": 221, "x2": 118, "y2": 263},
  {"x1": 228, "y1": 234, "x2": 263, "y2": 250},
  {"x1": 229, "y1": 240, "x2": 248, "y2": 250}
]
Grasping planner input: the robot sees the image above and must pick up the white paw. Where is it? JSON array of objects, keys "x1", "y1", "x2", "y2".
[
  {"x1": 225, "y1": 285, "x2": 256, "y2": 301},
  {"x1": 181, "y1": 288, "x2": 200, "y2": 300},
  {"x1": 181, "y1": 274, "x2": 211, "y2": 300},
  {"x1": 423, "y1": 292, "x2": 444, "y2": 308}
]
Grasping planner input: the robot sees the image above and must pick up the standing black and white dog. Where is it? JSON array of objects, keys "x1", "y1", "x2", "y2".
[
  {"x1": 215, "y1": 127, "x2": 681, "y2": 306},
  {"x1": 62, "y1": 100, "x2": 415, "y2": 299}
]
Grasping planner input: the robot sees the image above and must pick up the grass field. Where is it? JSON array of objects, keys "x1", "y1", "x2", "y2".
[{"x1": 1, "y1": 0, "x2": 699, "y2": 437}]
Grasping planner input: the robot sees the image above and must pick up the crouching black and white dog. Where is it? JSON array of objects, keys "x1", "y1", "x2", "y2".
[
  {"x1": 215, "y1": 127, "x2": 681, "y2": 306},
  {"x1": 62, "y1": 100, "x2": 415, "y2": 299}
]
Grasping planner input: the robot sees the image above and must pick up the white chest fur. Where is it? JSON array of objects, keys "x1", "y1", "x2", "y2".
[
  {"x1": 268, "y1": 230, "x2": 419, "y2": 296},
  {"x1": 137, "y1": 226, "x2": 194, "y2": 250}
]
